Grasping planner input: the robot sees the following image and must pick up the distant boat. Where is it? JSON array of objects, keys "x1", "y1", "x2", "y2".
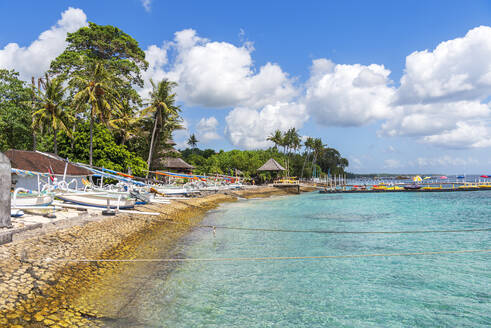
[{"x1": 404, "y1": 184, "x2": 422, "y2": 190}]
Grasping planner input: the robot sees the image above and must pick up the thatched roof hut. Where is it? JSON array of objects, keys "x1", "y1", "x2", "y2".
[
  {"x1": 161, "y1": 157, "x2": 194, "y2": 173},
  {"x1": 257, "y1": 158, "x2": 285, "y2": 172}
]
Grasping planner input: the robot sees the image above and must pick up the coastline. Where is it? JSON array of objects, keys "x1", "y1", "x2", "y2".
[{"x1": 0, "y1": 186, "x2": 313, "y2": 327}]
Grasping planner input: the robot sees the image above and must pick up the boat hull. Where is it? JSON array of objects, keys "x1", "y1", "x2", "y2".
[
  {"x1": 56, "y1": 193, "x2": 135, "y2": 209},
  {"x1": 12, "y1": 194, "x2": 54, "y2": 207}
]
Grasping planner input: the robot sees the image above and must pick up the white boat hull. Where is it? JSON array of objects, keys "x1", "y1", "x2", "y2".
[
  {"x1": 56, "y1": 193, "x2": 135, "y2": 209},
  {"x1": 12, "y1": 194, "x2": 54, "y2": 207}
]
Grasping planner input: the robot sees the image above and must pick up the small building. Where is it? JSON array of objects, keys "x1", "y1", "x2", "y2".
[
  {"x1": 5, "y1": 150, "x2": 92, "y2": 191},
  {"x1": 160, "y1": 157, "x2": 194, "y2": 174}
]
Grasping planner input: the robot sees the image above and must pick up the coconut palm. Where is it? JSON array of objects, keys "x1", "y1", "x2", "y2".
[
  {"x1": 142, "y1": 79, "x2": 181, "y2": 179},
  {"x1": 267, "y1": 129, "x2": 283, "y2": 150},
  {"x1": 187, "y1": 133, "x2": 198, "y2": 149},
  {"x1": 301, "y1": 137, "x2": 315, "y2": 178},
  {"x1": 72, "y1": 61, "x2": 121, "y2": 166},
  {"x1": 109, "y1": 98, "x2": 141, "y2": 145},
  {"x1": 32, "y1": 74, "x2": 73, "y2": 154}
]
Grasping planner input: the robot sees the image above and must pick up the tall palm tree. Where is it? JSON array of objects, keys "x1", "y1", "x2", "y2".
[
  {"x1": 72, "y1": 61, "x2": 121, "y2": 166},
  {"x1": 301, "y1": 137, "x2": 315, "y2": 178},
  {"x1": 187, "y1": 133, "x2": 198, "y2": 149},
  {"x1": 142, "y1": 79, "x2": 181, "y2": 179},
  {"x1": 311, "y1": 137, "x2": 325, "y2": 177},
  {"x1": 32, "y1": 74, "x2": 73, "y2": 154},
  {"x1": 267, "y1": 129, "x2": 283, "y2": 150}
]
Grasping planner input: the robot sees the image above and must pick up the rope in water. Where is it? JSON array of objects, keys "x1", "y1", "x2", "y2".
[
  {"x1": 31, "y1": 249, "x2": 491, "y2": 263},
  {"x1": 160, "y1": 218, "x2": 491, "y2": 234}
]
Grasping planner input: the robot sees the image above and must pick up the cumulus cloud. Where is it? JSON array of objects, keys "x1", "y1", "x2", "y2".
[
  {"x1": 0, "y1": 7, "x2": 87, "y2": 80},
  {"x1": 196, "y1": 116, "x2": 221, "y2": 142},
  {"x1": 143, "y1": 29, "x2": 297, "y2": 109},
  {"x1": 304, "y1": 58, "x2": 395, "y2": 126},
  {"x1": 397, "y1": 26, "x2": 491, "y2": 104},
  {"x1": 378, "y1": 26, "x2": 491, "y2": 149},
  {"x1": 225, "y1": 102, "x2": 308, "y2": 149}
]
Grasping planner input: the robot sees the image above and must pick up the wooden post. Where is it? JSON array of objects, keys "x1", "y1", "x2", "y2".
[{"x1": 0, "y1": 152, "x2": 11, "y2": 228}]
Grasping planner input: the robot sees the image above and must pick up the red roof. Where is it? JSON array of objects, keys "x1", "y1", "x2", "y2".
[{"x1": 5, "y1": 150, "x2": 92, "y2": 176}]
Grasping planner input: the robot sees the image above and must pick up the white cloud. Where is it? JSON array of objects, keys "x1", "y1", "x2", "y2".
[
  {"x1": 141, "y1": 0, "x2": 152, "y2": 12},
  {"x1": 397, "y1": 26, "x2": 491, "y2": 104},
  {"x1": 225, "y1": 102, "x2": 308, "y2": 149},
  {"x1": 172, "y1": 118, "x2": 189, "y2": 150},
  {"x1": 304, "y1": 58, "x2": 395, "y2": 126},
  {"x1": 378, "y1": 26, "x2": 491, "y2": 149},
  {"x1": 196, "y1": 116, "x2": 221, "y2": 142},
  {"x1": 143, "y1": 29, "x2": 297, "y2": 109},
  {"x1": 0, "y1": 7, "x2": 87, "y2": 80}
]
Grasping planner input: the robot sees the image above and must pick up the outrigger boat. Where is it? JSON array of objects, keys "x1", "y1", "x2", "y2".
[
  {"x1": 56, "y1": 192, "x2": 136, "y2": 209},
  {"x1": 11, "y1": 188, "x2": 54, "y2": 207}
]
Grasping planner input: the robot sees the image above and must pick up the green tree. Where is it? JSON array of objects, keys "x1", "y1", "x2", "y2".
[
  {"x1": 32, "y1": 74, "x2": 73, "y2": 154},
  {"x1": 50, "y1": 22, "x2": 148, "y2": 88},
  {"x1": 143, "y1": 79, "x2": 181, "y2": 179},
  {"x1": 267, "y1": 129, "x2": 283, "y2": 150},
  {"x1": 301, "y1": 137, "x2": 315, "y2": 178},
  {"x1": 187, "y1": 133, "x2": 198, "y2": 149},
  {"x1": 0, "y1": 69, "x2": 33, "y2": 152},
  {"x1": 109, "y1": 98, "x2": 141, "y2": 146},
  {"x1": 72, "y1": 61, "x2": 122, "y2": 166}
]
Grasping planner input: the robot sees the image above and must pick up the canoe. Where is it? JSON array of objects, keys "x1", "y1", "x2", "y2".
[
  {"x1": 404, "y1": 184, "x2": 422, "y2": 190},
  {"x1": 11, "y1": 193, "x2": 54, "y2": 207},
  {"x1": 56, "y1": 192, "x2": 135, "y2": 209}
]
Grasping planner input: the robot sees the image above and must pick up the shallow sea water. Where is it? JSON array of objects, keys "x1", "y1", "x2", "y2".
[{"x1": 113, "y1": 191, "x2": 490, "y2": 327}]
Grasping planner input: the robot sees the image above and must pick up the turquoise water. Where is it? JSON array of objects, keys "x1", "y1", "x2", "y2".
[{"x1": 121, "y1": 191, "x2": 490, "y2": 327}]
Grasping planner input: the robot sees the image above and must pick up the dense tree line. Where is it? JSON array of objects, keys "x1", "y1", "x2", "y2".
[{"x1": 0, "y1": 22, "x2": 349, "y2": 180}]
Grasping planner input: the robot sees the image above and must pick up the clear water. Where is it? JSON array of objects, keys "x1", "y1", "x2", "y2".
[{"x1": 119, "y1": 191, "x2": 490, "y2": 327}]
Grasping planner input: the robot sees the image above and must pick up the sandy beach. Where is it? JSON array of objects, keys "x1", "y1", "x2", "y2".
[{"x1": 0, "y1": 186, "x2": 313, "y2": 327}]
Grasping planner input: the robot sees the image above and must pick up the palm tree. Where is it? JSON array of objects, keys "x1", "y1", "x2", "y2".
[
  {"x1": 143, "y1": 79, "x2": 181, "y2": 179},
  {"x1": 267, "y1": 130, "x2": 283, "y2": 150},
  {"x1": 32, "y1": 74, "x2": 73, "y2": 154},
  {"x1": 301, "y1": 137, "x2": 315, "y2": 178},
  {"x1": 311, "y1": 137, "x2": 325, "y2": 177},
  {"x1": 284, "y1": 127, "x2": 301, "y2": 176},
  {"x1": 72, "y1": 61, "x2": 121, "y2": 166},
  {"x1": 109, "y1": 98, "x2": 141, "y2": 145},
  {"x1": 187, "y1": 133, "x2": 198, "y2": 149}
]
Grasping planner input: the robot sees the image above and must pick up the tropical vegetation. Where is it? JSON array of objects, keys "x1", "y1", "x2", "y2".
[{"x1": 0, "y1": 22, "x2": 349, "y2": 181}]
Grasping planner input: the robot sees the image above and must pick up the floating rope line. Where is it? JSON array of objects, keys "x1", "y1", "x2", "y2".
[
  {"x1": 196, "y1": 224, "x2": 491, "y2": 235},
  {"x1": 24, "y1": 249, "x2": 491, "y2": 263}
]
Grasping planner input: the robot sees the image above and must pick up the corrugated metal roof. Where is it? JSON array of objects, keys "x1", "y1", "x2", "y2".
[{"x1": 5, "y1": 150, "x2": 92, "y2": 176}]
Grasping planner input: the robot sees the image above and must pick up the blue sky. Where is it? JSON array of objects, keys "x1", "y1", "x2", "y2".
[{"x1": 1, "y1": 1, "x2": 491, "y2": 174}]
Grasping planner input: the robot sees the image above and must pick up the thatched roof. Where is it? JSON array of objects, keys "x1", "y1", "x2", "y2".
[
  {"x1": 257, "y1": 158, "x2": 285, "y2": 171},
  {"x1": 162, "y1": 157, "x2": 194, "y2": 169},
  {"x1": 5, "y1": 150, "x2": 92, "y2": 176}
]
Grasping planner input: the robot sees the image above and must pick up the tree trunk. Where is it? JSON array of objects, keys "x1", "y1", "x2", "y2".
[
  {"x1": 53, "y1": 128, "x2": 57, "y2": 155},
  {"x1": 89, "y1": 107, "x2": 94, "y2": 167},
  {"x1": 71, "y1": 124, "x2": 76, "y2": 151},
  {"x1": 146, "y1": 112, "x2": 159, "y2": 180},
  {"x1": 301, "y1": 151, "x2": 310, "y2": 179}
]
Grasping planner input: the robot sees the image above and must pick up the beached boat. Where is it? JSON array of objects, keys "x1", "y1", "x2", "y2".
[
  {"x1": 11, "y1": 189, "x2": 54, "y2": 207},
  {"x1": 385, "y1": 186, "x2": 404, "y2": 191},
  {"x1": 56, "y1": 192, "x2": 135, "y2": 209}
]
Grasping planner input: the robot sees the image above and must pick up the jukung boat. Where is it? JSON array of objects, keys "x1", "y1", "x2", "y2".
[
  {"x1": 56, "y1": 192, "x2": 136, "y2": 209},
  {"x1": 11, "y1": 188, "x2": 54, "y2": 207}
]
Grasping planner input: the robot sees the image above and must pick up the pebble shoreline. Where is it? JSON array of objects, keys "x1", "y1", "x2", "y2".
[{"x1": 0, "y1": 186, "x2": 303, "y2": 327}]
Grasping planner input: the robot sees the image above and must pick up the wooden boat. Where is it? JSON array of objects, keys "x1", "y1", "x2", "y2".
[
  {"x1": 385, "y1": 186, "x2": 404, "y2": 191},
  {"x1": 11, "y1": 189, "x2": 54, "y2": 207},
  {"x1": 56, "y1": 192, "x2": 135, "y2": 209}
]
